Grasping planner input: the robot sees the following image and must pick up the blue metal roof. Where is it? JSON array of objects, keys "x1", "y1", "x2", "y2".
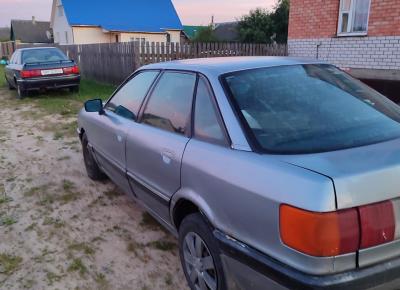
[{"x1": 62, "y1": 0, "x2": 183, "y2": 32}]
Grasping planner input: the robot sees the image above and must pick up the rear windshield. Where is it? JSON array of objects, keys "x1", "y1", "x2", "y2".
[
  {"x1": 223, "y1": 64, "x2": 400, "y2": 154},
  {"x1": 22, "y1": 48, "x2": 68, "y2": 64}
]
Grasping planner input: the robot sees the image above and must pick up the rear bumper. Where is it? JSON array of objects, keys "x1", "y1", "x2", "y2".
[
  {"x1": 214, "y1": 230, "x2": 400, "y2": 290},
  {"x1": 17, "y1": 75, "x2": 80, "y2": 91}
]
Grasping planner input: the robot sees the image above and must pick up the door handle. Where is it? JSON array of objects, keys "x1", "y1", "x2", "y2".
[{"x1": 161, "y1": 149, "x2": 175, "y2": 165}]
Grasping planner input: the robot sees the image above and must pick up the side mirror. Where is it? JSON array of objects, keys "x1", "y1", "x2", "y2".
[{"x1": 84, "y1": 99, "x2": 104, "y2": 114}]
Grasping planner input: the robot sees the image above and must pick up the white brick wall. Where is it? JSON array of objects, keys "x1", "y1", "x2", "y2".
[{"x1": 288, "y1": 36, "x2": 400, "y2": 70}]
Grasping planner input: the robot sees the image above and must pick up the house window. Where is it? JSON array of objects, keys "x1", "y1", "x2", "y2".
[{"x1": 338, "y1": 0, "x2": 371, "y2": 35}]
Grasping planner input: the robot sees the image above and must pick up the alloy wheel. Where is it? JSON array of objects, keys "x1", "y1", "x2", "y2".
[{"x1": 183, "y1": 232, "x2": 217, "y2": 290}]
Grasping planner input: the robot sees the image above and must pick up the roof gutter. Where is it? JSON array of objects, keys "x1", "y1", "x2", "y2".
[{"x1": 71, "y1": 25, "x2": 182, "y2": 34}]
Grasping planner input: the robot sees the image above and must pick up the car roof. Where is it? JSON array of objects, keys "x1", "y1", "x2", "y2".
[{"x1": 141, "y1": 56, "x2": 326, "y2": 75}]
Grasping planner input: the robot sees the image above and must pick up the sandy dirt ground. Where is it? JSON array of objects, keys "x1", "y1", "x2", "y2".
[{"x1": 0, "y1": 87, "x2": 187, "y2": 290}]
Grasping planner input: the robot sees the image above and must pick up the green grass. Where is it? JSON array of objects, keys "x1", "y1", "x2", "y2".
[
  {"x1": 1, "y1": 216, "x2": 17, "y2": 226},
  {"x1": 46, "y1": 271, "x2": 63, "y2": 285},
  {"x1": 67, "y1": 258, "x2": 87, "y2": 276},
  {"x1": 0, "y1": 65, "x2": 6, "y2": 88},
  {"x1": 0, "y1": 195, "x2": 12, "y2": 204},
  {"x1": 33, "y1": 79, "x2": 116, "y2": 116},
  {"x1": 0, "y1": 253, "x2": 22, "y2": 275}
]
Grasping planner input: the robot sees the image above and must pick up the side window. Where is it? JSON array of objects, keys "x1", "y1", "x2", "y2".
[
  {"x1": 106, "y1": 71, "x2": 159, "y2": 120},
  {"x1": 142, "y1": 72, "x2": 196, "y2": 135},
  {"x1": 194, "y1": 77, "x2": 227, "y2": 145}
]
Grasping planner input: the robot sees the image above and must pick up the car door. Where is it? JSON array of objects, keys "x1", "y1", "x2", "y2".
[
  {"x1": 85, "y1": 70, "x2": 160, "y2": 194},
  {"x1": 125, "y1": 71, "x2": 197, "y2": 223}
]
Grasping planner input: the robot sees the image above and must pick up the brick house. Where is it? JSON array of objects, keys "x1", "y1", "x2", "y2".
[{"x1": 288, "y1": 0, "x2": 400, "y2": 99}]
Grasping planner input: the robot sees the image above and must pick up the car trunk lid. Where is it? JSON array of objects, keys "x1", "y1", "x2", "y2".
[
  {"x1": 279, "y1": 138, "x2": 400, "y2": 209},
  {"x1": 22, "y1": 60, "x2": 77, "y2": 78}
]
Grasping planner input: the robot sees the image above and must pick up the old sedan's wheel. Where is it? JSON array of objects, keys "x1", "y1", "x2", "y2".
[
  {"x1": 81, "y1": 132, "x2": 107, "y2": 181},
  {"x1": 16, "y1": 84, "x2": 27, "y2": 99},
  {"x1": 179, "y1": 213, "x2": 226, "y2": 290}
]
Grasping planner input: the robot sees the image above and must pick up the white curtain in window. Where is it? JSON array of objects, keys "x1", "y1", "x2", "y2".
[{"x1": 353, "y1": 0, "x2": 370, "y2": 32}]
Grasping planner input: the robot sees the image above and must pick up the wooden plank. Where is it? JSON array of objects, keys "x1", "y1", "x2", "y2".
[{"x1": 166, "y1": 42, "x2": 170, "y2": 61}]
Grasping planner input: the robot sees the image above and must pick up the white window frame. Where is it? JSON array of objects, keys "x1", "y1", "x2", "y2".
[
  {"x1": 58, "y1": 5, "x2": 64, "y2": 17},
  {"x1": 337, "y1": 0, "x2": 371, "y2": 36}
]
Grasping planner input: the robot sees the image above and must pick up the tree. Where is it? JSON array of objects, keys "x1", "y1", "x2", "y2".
[
  {"x1": 271, "y1": 0, "x2": 290, "y2": 43},
  {"x1": 192, "y1": 26, "x2": 218, "y2": 42},
  {"x1": 238, "y1": 0, "x2": 289, "y2": 44}
]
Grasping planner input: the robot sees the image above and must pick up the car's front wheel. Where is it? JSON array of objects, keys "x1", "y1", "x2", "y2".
[
  {"x1": 81, "y1": 132, "x2": 107, "y2": 181},
  {"x1": 179, "y1": 213, "x2": 226, "y2": 290}
]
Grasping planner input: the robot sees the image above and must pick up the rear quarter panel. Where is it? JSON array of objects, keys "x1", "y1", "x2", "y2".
[{"x1": 174, "y1": 139, "x2": 356, "y2": 274}]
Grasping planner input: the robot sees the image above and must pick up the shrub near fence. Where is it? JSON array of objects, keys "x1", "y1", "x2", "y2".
[{"x1": 15, "y1": 41, "x2": 287, "y2": 84}]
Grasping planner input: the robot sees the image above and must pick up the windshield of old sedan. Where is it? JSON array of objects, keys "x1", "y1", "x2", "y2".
[
  {"x1": 22, "y1": 48, "x2": 68, "y2": 64},
  {"x1": 223, "y1": 64, "x2": 400, "y2": 154}
]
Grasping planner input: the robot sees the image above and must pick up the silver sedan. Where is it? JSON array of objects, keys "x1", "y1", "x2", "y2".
[{"x1": 78, "y1": 57, "x2": 400, "y2": 290}]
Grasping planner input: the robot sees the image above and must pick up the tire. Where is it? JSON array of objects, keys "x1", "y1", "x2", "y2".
[
  {"x1": 69, "y1": 86, "x2": 80, "y2": 93},
  {"x1": 179, "y1": 213, "x2": 227, "y2": 290},
  {"x1": 81, "y1": 132, "x2": 107, "y2": 181},
  {"x1": 16, "y1": 83, "x2": 27, "y2": 99}
]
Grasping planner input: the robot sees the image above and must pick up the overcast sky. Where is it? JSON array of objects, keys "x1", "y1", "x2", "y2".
[{"x1": 0, "y1": 0, "x2": 275, "y2": 27}]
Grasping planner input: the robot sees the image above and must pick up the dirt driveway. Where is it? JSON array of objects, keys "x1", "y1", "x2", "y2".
[{"x1": 0, "y1": 87, "x2": 186, "y2": 290}]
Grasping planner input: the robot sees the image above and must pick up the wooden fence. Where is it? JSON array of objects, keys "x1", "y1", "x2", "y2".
[
  {"x1": 11, "y1": 41, "x2": 287, "y2": 84},
  {"x1": 0, "y1": 42, "x2": 15, "y2": 59}
]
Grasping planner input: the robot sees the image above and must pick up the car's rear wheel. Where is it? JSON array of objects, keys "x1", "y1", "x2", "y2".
[
  {"x1": 179, "y1": 213, "x2": 226, "y2": 290},
  {"x1": 81, "y1": 132, "x2": 107, "y2": 181},
  {"x1": 16, "y1": 84, "x2": 27, "y2": 99}
]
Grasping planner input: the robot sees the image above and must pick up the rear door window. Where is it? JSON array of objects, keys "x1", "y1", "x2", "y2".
[
  {"x1": 106, "y1": 70, "x2": 159, "y2": 120},
  {"x1": 141, "y1": 71, "x2": 196, "y2": 135}
]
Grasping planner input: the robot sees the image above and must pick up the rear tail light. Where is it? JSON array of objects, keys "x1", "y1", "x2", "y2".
[
  {"x1": 63, "y1": 65, "x2": 79, "y2": 75},
  {"x1": 280, "y1": 205, "x2": 359, "y2": 256},
  {"x1": 359, "y1": 201, "x2": 395, "y2": 248},
  {"x1": 280, "y1": 199, "x2": 400, "y2": 257},
  {"x1": 21, "y1": 69, "x2": 41, "y2": 78}
]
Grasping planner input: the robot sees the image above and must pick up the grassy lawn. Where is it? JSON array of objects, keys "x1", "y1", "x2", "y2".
[
  {"x1": 0, "y1": 65, "x2": 6, "y2": 88},
  {"x1": 0, "y1": 65, "x2": 116, "y2": 116}
]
